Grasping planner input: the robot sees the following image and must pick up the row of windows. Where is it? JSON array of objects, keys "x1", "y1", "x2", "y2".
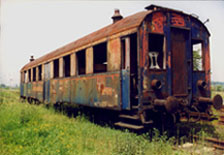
[
  {"x1": 22, "y1": 42, "x2": 108, "y2": 83},
  {"x1": 21, "y1": 33, "x2": 204, "y2": 83}
]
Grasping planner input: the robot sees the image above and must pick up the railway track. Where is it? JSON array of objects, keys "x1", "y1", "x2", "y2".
[{"x1": 193, "y1": 135, "x2": 224, "y2": 150}]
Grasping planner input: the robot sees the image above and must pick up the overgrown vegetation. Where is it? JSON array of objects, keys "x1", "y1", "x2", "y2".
[
  {"x1": 0, "y1": 88, "x2": 177, "y2": 154},
  {"x1": 0, "y1": 88, "x2": 223, "y2": 154}
]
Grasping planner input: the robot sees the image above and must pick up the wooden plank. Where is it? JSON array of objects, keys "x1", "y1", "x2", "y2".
[
  {"x1": 114, "y1": 122, "x2": 144, "y2": 130},
  {"x1": 119, "y1": 114, "x2": 139, "y2": 120}
]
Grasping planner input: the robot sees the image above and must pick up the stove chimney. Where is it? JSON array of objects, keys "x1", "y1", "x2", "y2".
[
  {"x1": 30, "y1": 56, "x2": 34, "y2": 62},
  {"x1": 111, "y1": 9, "x2": 123, "y2": 24}
]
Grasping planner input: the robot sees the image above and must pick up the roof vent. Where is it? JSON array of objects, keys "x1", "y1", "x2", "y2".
[
  {"x1": 30, "y1": 56, "x2": 34, "y2": 62},
  {"x1": 111, "y1": 9, "x2": 123, "y2": 24},
  {"x1": 145, "y1": 5, "x2": 164, "y2": 11}
]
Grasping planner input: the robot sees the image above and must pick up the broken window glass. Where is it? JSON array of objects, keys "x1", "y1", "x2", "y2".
[
  {"x1": 76, "y1": 50, "x2": 86, "y2": 75},
  {"x1": 192, "y1": 40, "x2": 203, "y2": 71},
  {"x1": 148, "y1": 33, "x2": 165, "y2": 70},
  {"x1": 93, "y1": 42, "x2": 107, "y2": 73}
]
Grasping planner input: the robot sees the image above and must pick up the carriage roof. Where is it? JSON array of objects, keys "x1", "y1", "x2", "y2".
[{"x1": 21, "y1": 5, "x2": 209, "y2": 71}]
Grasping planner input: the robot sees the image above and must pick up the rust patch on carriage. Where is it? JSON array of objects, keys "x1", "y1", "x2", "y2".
[
  {"x1": 151, "y1": 12, "x2": 166, "y2": 33},
  {"x1": 171, "y1": 13, "x2": 185, "y2": 27}
]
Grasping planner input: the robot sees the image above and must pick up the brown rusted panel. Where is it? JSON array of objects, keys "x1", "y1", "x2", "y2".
[
  {"x1": 139, "y1": 22, "x2": 148, "y2": 68},
  {"x1": 63, "y1": 78, "x2": 71, "y2": 102},
  {"x1": 107, "y1": 38, "x2": 121, "y2": 71},
  {"x1": 70, "y1": 72, "x2": 121, "y2": 109},
  {"x1": 50, "y1": 79, "x2": 58, "y2": 103},
  {"x1": 204, "y1": 40, "x2": 211, "y2": 94},
  {"x1": 171, "y1": 13, "x2": 185, "y2": 27},
  {"x1": 151, "y1": 12, "x2": 166, "y2": 33},
  {"x1": 27, "y1": 82, "x2": 32, "y2": 97},
  {"x1": 86, "y1": 47, "x2": 93, "y2": 74},
  {"x1": 31, "y1": 81, "x2": 37, "y2": 98},
  {"x1": 138, "y1": 28, "x2": 143, "y2": 68},
  {"x1": 55, "y1": 78, "x2": 71, "y2": 103},
  {"x1": 171, "y1": 28, "x2": 188, "y2": 95},
  {"x1": 36, "y1": 81, "x2": 43, "y2": 102}
]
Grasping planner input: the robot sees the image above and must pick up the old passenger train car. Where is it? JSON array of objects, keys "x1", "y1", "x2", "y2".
[{"x1": 20, "y1": 5, "x2": 223, "y2": 129}]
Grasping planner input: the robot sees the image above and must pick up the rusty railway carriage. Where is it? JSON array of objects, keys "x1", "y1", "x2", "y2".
[{"x1": 20, "y1": 5, "x2": 223, "y2": 129}]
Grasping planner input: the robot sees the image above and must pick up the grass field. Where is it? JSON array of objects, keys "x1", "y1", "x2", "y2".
[{"x1": 0, "y1": 88, "x2": 224, "y2": 154}]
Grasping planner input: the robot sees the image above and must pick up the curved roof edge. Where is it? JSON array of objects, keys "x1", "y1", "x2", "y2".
[
  {"x1": 21, "y1": 10, "x2": 151, "y2": 71},
  {"x1": 21, "y1": 6, "x2": 210, "y2": 71}
]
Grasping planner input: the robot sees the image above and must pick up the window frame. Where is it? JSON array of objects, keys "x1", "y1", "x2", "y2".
[
  {"x1": 192, "y1": 39, "x2": 204, "y2": 72},
  {"x1": 148, "y1": 33, "x2": 166, "y2": 71},
  {"x1": 93, "y1": 42, "x2": 108, "y2": 73}
]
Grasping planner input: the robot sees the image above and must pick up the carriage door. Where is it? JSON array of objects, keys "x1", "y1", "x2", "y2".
[
  {"x1": 43, "y1": 62, "x2": 51, "y2": 102},
  {"x1": 121, "y1": 33, "x2": 138, "y2": 109},
  {"x1": 171, "y1": 28, "x2": 189, "y2": 96}
]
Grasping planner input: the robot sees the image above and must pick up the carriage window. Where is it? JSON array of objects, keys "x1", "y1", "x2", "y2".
[
  {"x1": 38, "y1": 65, "x2": 42, "y2": 81},
  {"x1": 63, "y1": 55, "x2": 70, "y2": 77},
  {"x1": 192, "y1": 40, "x2": 203, "y2": 71},
  {"x1": 148, "y1": 33, "x2": 165, "y2": 70},
  {"x1": 28, "y1": 69, "x2": 31, "y2": 82},
  {"x1": 53, "y1": 59, "x2": 59, "y2": 78},
  {"x1": 33, "y1": 67, "x2": 36, "y2": 81},
  {"x1": 93, "y1": 42, "x2": 107, "y2": 73},
  {"x1": 76, "y1": 50, "x2": 86, "y2": 75}
]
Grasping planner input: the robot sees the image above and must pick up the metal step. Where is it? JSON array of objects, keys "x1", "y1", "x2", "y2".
[
  {"x1": 132, "y1": 105, "x2": 139, "y2": 109},
  {"x1": 132, "y1": 105, "x2": 153, "y2": 110},
  {"x1": 114, "y1": 122, "x2": 144, "y2": 130},
  {"x1": 119, "y1": 114, "x2": 140, "y2": 120},
  {"x1": 143, "y1": 120, "x2": 153, "y2": 125}
]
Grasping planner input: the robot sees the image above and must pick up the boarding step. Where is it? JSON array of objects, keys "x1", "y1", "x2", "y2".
[
  {"x1": 119, "y1": 114, "x2": 140, "y2": 120},
  {"x1": 142, "y1": 120, "x2": 153, "y2": 125},
  {"x1": 132, "y1": 105, "x2": 153, "y2": 110},
  {"x1": 114, "y1": 122, "x2": 144, "y2": 130},
  {"x1": 132, "y1": 105, "x2": 139, "y2": 109}
]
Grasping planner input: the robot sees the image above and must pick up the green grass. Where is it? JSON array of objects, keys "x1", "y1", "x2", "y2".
[
  {"x1": 1, "y1": 88, "x2": 223, "y2": 154},
  {"x1": 0, "y1": 88, "x2": 178, "y2": 155}
]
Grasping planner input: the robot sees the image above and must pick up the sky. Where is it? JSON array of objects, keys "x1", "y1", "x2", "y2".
[{"x1": 0, "y1": 0, "x2": 224, "y2": 86}]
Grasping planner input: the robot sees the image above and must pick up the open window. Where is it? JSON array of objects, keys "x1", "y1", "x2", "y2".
[
  {"x1": 93, "y1": 42, "x2": 107, "y2": 73},
  {"x1": 28, "y1": 69, "x2": 31, "y2": 82},
  {"x1": 63, "y1": 55, "x2": 70, "y2": 77},
  {"x1": 192, "y1": 40, "x2": 203, "y2": 71},
  {"x1": 33, "y1": 67, "x2": 36, "y2": 82},
  {"x1": 148, "y1": 33, "x2": 165, "y2": 70},
  {"x1": 76, "y1": 50, "x2": 86, "y2": 75},
  {"x1": 53, "y1": 59, "x2": 59, "y2": 78},
  {"x1": 38, "y1": 65, "x2": 42, "y2": 81}
]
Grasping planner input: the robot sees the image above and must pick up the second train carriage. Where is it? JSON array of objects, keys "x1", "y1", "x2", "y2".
[{"x1": 20, "y1": 5, "x2": 223, "y2": 128}]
